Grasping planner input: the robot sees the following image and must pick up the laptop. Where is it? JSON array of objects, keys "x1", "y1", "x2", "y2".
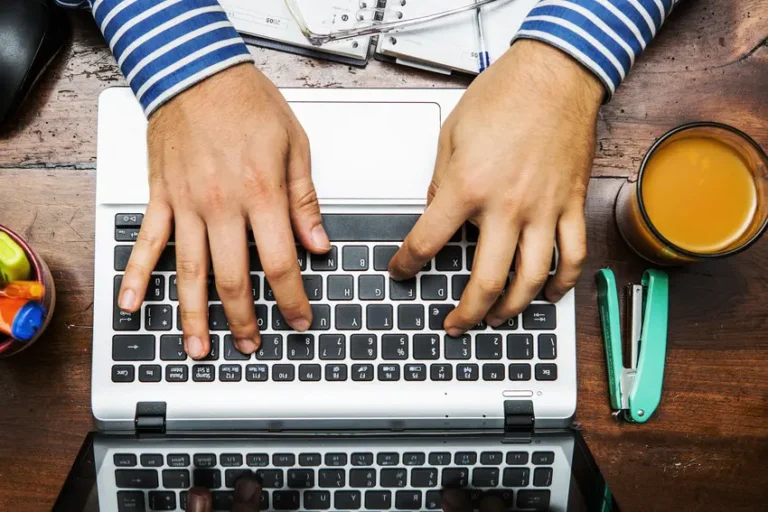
[{"x1": 53, "y1": 88, "x2": 617, "y2": 511}]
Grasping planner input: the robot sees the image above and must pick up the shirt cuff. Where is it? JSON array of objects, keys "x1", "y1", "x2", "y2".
[
  {"x1": 90, "y1": 0, "x2": 254, "y2": 116},
  {"x1": 513, "y1": 0, "x2": 679, "y2": 100}
]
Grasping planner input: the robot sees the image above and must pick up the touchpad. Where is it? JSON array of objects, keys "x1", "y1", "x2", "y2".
[{"x1": 291, "y1": 101, "x2": 441, "y2": 203}]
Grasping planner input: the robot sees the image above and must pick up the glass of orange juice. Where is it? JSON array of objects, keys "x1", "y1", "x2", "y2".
[{"x1": 616, "y1": 122, "x2": 768, "y2": 265}]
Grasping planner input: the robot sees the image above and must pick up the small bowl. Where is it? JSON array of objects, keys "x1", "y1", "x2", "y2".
[{"x1": 0, "y1": 225, "x2": 56, "y2": 358}]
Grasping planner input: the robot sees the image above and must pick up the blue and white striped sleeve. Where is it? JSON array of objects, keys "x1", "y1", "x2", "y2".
[
  {"x1": 513, "y1": 0, "x2": 682, "y2": 99},
  {"x1": 54, "y1": 0, "x2": 253, "y2": 117}
]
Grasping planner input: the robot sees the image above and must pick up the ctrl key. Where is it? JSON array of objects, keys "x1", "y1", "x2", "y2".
[
  {"x1": 112, "y1": 365, "x2": 135, "y2": 383},
  {"x1": 117, "y1": 491, "x2": 145, "y2": 512}
]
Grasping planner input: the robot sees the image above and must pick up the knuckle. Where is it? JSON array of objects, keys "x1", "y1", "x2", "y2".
[
  {"x1": 176, "y1": 259, "x2": 206, "y2": 280},
  {"x1": 135, "y1": 229, "x2": 165, "y2": 251},
  {"x1": 290, "y1": 181, "x2": 320, "y2": 215},
  {"x1": 561, "y1": 246, "x2": 587, "y2": 269},
  {"x1": 215, "y1": 275, "x2": 248, "y2": 298},
  {"x1": 519, "y1": 268, "x2": 550, "y2": 289},
  {"x1": 124, "y1": 260, "x2": 152, "y2": 278},
  {"x1": 474, "y1": 276, "x2": 507, "y2": 298},
  {"x1": 264, "y1": 258, "x2": 297, "y2": 284},
  {"x1": 405, "y1": 238, "x2": 433, "y2": 262},
  {"x1": 243, "y1": 165, "x2": 281, "y2": 201},
  {"x1": 180, "y1": 308, "x2": 204, "y2": 325}
]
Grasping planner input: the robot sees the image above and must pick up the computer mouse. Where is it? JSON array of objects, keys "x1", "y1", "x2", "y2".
[{"x1": 0, "y1": 0, "x2": 69, "y2": 129}]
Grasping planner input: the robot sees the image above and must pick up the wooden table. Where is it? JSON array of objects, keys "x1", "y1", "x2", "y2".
[{"x1": 0, "y1": 2, "x2": 766, "y2": 510}]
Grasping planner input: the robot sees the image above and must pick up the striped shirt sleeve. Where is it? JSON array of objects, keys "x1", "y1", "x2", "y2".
[
  {"x1": 54, "y1": 0, "x2": 253, "y2": 117},
  {"x1": 514, "y1": 0, "x2": 682, "y2": 99}
]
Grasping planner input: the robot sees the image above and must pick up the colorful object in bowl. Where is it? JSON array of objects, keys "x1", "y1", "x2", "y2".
[
  {"x1": 0, "y1": 232, "x2": 31, "y2": 282},
  {"x1": 0, "y1": 298, "x2": 46, "y2": 341}
]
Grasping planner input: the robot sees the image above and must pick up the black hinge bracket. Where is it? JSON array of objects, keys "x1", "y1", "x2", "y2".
[
  {"x1": 135, "y1": 402, "x2": 167, "y2": 434},
  {"x1": 504, "y1": 400, "x2": 535, "y2": 433}
]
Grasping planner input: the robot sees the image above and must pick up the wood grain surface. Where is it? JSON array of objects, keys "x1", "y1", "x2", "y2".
[{"x1": 0, "y1": 1, "x2": 766, "y2": 510}]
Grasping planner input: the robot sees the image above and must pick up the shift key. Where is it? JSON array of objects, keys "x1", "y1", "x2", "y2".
[{"x1": 113, "y1": 335, "x2": 156, "y2": 361}]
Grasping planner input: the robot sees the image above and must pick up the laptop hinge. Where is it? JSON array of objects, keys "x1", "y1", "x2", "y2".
[
  {"x1": 135, "y1": 402, "x2": 166, "y2": 434},
  {"x1": 504, "y1": 400, "x2": 535, "y2": 435}
]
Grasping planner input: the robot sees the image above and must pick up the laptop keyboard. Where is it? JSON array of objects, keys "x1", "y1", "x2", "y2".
[
  {"x1": 111, "y1": 214, "x2": 559, "y2": 384},
  {"x1": 112, "y1": 446, "x2": 555, "y2": 511}
]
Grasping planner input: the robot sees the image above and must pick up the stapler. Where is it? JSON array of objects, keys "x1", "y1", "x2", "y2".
[{"x1": 595, "y1": 269, "x2": 669, "y2": 423}]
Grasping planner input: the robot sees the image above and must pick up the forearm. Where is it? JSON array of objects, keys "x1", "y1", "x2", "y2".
[{"x1": 55, "y1": 0, "x2": 253, "y2": 116}]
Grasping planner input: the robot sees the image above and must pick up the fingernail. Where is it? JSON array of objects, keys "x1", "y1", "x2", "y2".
[
  {"x1": 236, "y1": 338, "x2": 259, "y2": 354},
  {"x1": 185, "y1": 336, "x2": 204, "y2": 359},
  {"x1": 311, "y1": 225, "x2": 331, "y2": 250},
  {"x1": 446, "y1": 327, "x2": 463, "y2": 338},
  {"x1": 486, "y1": 316, "x2": 504, "y2": 328},
  {"x1": 293, "y1": 318, "x2": 311, "y2": 332},
  {"x1": 118, "y1": 289, "x2": 135, "y2": 311}
]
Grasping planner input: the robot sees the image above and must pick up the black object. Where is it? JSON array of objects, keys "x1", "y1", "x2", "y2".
[{"x1": 0, "y1": 0, "x2": 68, "y2": 129}]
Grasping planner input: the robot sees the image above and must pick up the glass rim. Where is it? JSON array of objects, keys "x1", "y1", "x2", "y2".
[{"x1": 636, "y1": 121, "x2": 768, "y2": 260}]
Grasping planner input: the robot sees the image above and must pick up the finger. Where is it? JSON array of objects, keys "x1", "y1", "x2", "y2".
[
  {"x1": 250, "y1": 192, "x2": 312, "y2": 332},
  {"x1": 118, "y1": 200, "x2": 172, "y2": 312},
  {"x1": 487, "y1": 222, "x2": 556, "y2": 325},
  {"x1": 174, "y1": 211, "x2": 211, "y2": 359},
  {"x1": 441, "y1": 488, "x2": 472, "y2": 512},
  {"x1": 389, "y1": 181, "x2": 469, "y2": 280},
  {"x1": 479, "y1": 495, "x2": 505, "y2": 512},
  {"x1": 427, "y1": 130, "x2": 453, "y2": 206},
  {"x1": 232, "y1": 473, "x2": 263, "y2": 512},
  {"x1": 207, "y1": 215, "x2": 260, "y2": 354},
  {"x1": 185, "y1": 487, "x2": 213, "y2": 512},
  {"x1": 444, "y1": 218, "x2": 517, "y2": 336},
  {"x1": 287, "y1": 135, "x2": 331, "y2": 254},
  {"x1": 545, "y1": 206, "x2": 587, "y2": 302}
]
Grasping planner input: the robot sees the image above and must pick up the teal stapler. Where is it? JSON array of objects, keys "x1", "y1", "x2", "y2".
[{"x1": 595, "y1": 269, "x2": 669, "y2": 423}]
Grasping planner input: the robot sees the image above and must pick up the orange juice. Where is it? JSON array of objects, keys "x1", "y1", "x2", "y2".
[{"x1": 641, "y1": 136, "x2": 757, "y2": 254}]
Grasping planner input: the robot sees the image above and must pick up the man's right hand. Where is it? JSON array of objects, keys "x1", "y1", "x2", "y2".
[{"x1": 117, "y1": 64, "x2": 330, "y2": 359}]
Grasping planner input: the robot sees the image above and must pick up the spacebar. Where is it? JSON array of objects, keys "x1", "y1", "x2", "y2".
[{"x1": 321, "y1": 214, "x2": 420, "y2": 241}]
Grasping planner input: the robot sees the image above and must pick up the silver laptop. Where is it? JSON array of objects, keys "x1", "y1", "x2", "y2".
[{"x1": 79, "y1": 87, "x2": 589, "y2": 511}]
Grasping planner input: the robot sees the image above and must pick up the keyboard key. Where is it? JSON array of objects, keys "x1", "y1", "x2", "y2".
[
  {"x1": 425, "y1": 490, "x2": 442, "y2": 510},
  {"x1": 145, "y1": 305, "x2": 172, "y2": 331},
  {"x1": 148, "y1": 491, "x2": 176, "y2": 510},
  {"x1": 396, "y1": 491, "x2": 422, "y2": 510},
  {"x1": 316, "y1": 335, "x2": 345, "y2": 360},
  {"x1": 351, "y1": 364, "x2": 374, "y2": 381},
  {"x1": 310, "y1": 304, "x2": 331, "y2": 330},
  {"x1": 117, "y1": 491, "x2": 144, "y2": 512},
  {"x1": 273, "y1": 490, "x2": 300, "y2": 510},
  {"x1": 114, "y1": 246, "x2": 133, "y2": 271},
  {"x1": 373, "y1": 245, "x2": 398, "y2": 271},
  {"x1": 492, "y1": 316, "x2": 518, "y2": 330},
  {"x1": 444, "y1": 334, "x2": 470, "y2": 360},
  {"x1": 112, "y1": 365, "x2": 135, "y2": 383},
  {"x1": 428, "y1": 452, "x2": 451, "y2": 466},
  {"x1": 219, "y1": 364, "x2": 242, "y2": 382},
  {"x1": 404, "y1": 363, "x2": 427, "y2": 381},
  {"x1": 350, "y1": 334, "x2": 377, "y2": 359},
  {"x1": 533, "y1": 467, "x2": 553, "y2": 487},
  {"x1": 305, "y1": 490, "x2": 332, "y2": 510},
  {"x1": 350, "y1": 468, "x2": 377, "y2": 488},
  {"x1": 351, "y1": 453, "x2": 373, "y2": 466},
  {"x1": 318, "y1": 468, "x2": 345, "y2": 487},
  {"x1": 454, "y1": 452, "x2": 477, "y2": 465},
  {"x1": 201, "y1": 335, "x2": 219, "y2": 361},
  {"x1": 287, "y1": 469, "x2": 314, "y2": 488},
  {"x1": 466, "y1": 246, "x2": 476, "y2": 270},
  {"x1": 167, "y1": 454, "x2": 190, "y2": 467},
  {"x1": 523, "y1": 304, "x2": 556, "y2": 330},
  {"x1": 273, "y1": 364, "x2": 295, "y2": 382},
  {"x1": 246, "y1": 454, "x2": 269, "y2": 467},
  {"x1": 451, "y1": 275, "x2": 469, "y2": 301},
  {"x1": 256, "y1": 470, "x2": 284, "y2": 488},
  {"x1": 535, "y1": 364, "x2": 558, "y2": 381},
  {"x1": 299, "y1": 364, "x2": 322, "y2": 381},
  {"x1": 256, "y1": 334, "x2": 282, "y2": 361},
  {"x1": 507, "y1": 334, "x2": 533, "y2": 359},
  {"x1": 180, "y1": 491, "x2": 188, "y2": 510},
  {"x1": 115, "y1": 469, "x2": 159, "y2": 489},
  {"x1": 517, "y1": 490, "x2": 550, "y2": 510},
  {"x1": 334, "y1": 490, "x2": 362, "y2": 509},
  {"x1": 538, "y1": 334, "x2": 557, "y2": 360},
  {"x1": 211, "y1": 491, "x2": 234, "y2": 510},
  {"x1": 114, "y1": 280, "x2": 141, "y2": 330},
  {"x1": 532, "y1": 452, "x2": 555, "y2": 465},
  {"x1": 223, "y1": 335, "x2": 250, "y2": 361},
  {"x1": 382, "y1": 334, "x2": 408, "y2": 359},
  {"x1": 482, "y1": 364, "x2": 505, "y2": 381},
  {"x1": 247, "y1": 246, "x2": 262, "y2": 271},
  {"x1": 378, "y1": 364, "x2": 401, "y2": 381},
  {"x1": 466, "y1": 224, "x2": 479, "y2": 242},
  {"x1": 476, "y1": 334, "x2": 502, "y2": 359},
  {"x1": 335, "y1": 304, "x2": 362, "y2": 330},
  {"x1": 218, "y1": 454, "x2": 242, "y2": 468},
  {"x1": 390, "y1": 278, "x2": 416, "y2": 300},
  {"x1": 343, "y1": 246, "x2": 369, "y2": 271},
  {"x1": 403, "y1": 453, "x2": 425, "y2": 466},
  {"x1": 274, "y1": 453, "x2": 296, "y2": 467},
  {"x1": 442, "y1": 468, "x2": 469, "y2": 487},
  {"x1": 144, "y1": 275, "x2": 164, "y2": 302},
  {"x1": 138, "y1": 365, "x2": 161, "y2": 383},
  {"x1": 506, "y1": 452, "x2": 529, "y2": 465},
  {"x1": 325, "y1": 453, "x2": 347, "y2": 467},
  {"x1": 208, "y1": 304, "x2": 228, "y2": 331},
  {"x1": 436, "y1": 246, "x2": 463, "y2": 271},
  {"x1": 302, "y1": 275, "x2": 323, "y2": 301},
  {"x1": 245, "y1": 364, "x2": 268, "y2": 382},
  {"x1": 421, "y1": 275, "x2": 447, "y2": 300},
  {"x1": 358, "y1": 274, "x2": 385, "y2": 301},
  {"x1": 397, "y1": 304, "x2": 425, "y2": 330},
  {"x1": 114, "y1": 454, "x2": 137, "y2": 467},
  {"x1": 431, "y1": 364, "x2": 453, "y2": 381},
  {"x1": 503, "y1": 468, "x2": 530, "y2": 487},
  {"x1": 365, "y1": 491, "x2": 392, "y2": 510},
  {"x1": 116, "y1": 213, "x2": 143, "y2": 228},
  {"x1": 413, "y1": 334, "x2": 439, "y2": 359},
  {"x1": 162, "y1": 469, "x2": 190, "y2": 489},
  {"x1": 429, "y1": 304, "x2": 454, "y2": 330},
  {"x1": 472, "y1": 468, "x2": 499, "y2": 487},
  {"x1": 480, "y1": 452, "x2": 503, "y2": 465},
  {"x1": 159, "y1": 335, "x2": 186, "y2": 361},
  {"x1": 328, "y1": 275, "x2": 354, "y2": 300},
  {"x1": 194, "y1": 454, "x2": 216, "y2": 468},
  {"x1": 297, "y1": 250, "x2": 307, "y2": 271},
  {"x1": 192, "y1": 364, "x2": 215, "y2": 382},
  {"x1": 140, "y1": 454, "x2": 163, "y2": 467},
  {"x1": 411, "y1": 468, "x2": 437, "y2": 487},
  {"x1": 456, "y1": 363, "x2": 479, "y2": 381},
  {"x1": 325, "y1": 363, "x2": 348, "y2": 381},
  {"x1": 377, "y1": 453, "x2": 399, "y2": 466},
  {"x1": 311, "y1": 246, "x2": 338, "y2": 271},
  {"x1": 287, "y1": 334, "x2": 314, "y2": 360}
]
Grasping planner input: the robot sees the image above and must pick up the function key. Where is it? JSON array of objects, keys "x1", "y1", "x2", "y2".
[
  {"x1": 506, "y1": 452, "x2": 529, "y2": 465},
  {"x1": 274, "y1": 454, "x2": 296, "y2": 467},
  {"x1": 220, "y1": 454, "x2": 243, "y2": 467},
  {"x1": 311, "y1": 246, "x2": 338, "y2": 271},
  {"x1": 532, "y1": 452, "x2": 555, "y2": 465},
  {"x1": 534, "y1": 467, "x2": 553, "y2": 487},
  {"x1": 325, "y1": 363, "x2": 348, "y2": 381},
  {"x1": 378, "y1": 363, "x2": 401, "y2": 381},
  {"x1": 538, "y1": 334, "x2": 557, "y2": 360},
  {"x1": 430, "y1": 363, "x2": 453, "y2": 381},
  {"x1": 140, "y1": 454, "x2": 164, "y2": 467},
  {"x1": 482, "y1": 364, "x2": 505, "y2": 381},
  {"x1": 377, "y1": 452, "x2": 399, "y2": 466},
  {"x1": 114, "y1": 454, "x2": 137, "y2": 467},
  {"x1": 535, "y1": 364, "x2": 557, "y2": 381},
  {"x1": 167, "y1": 454, "x2": 191, "y2": 467},
  {"x1": 456, "y1": 363, "x2": 479, "y2": 381},
  {"x1": 299, "y1": 453, "x2": 322, "y2": 467},
  {"x1": 272, "y1": 364, "x2": 295, "y2": 382},
  {"x1": 509, "y1": 364, "x2": 532, "y2": 381},
  {"x1": 522, "y1": 304, "x2": 556, "y2": 330},
  {"x1": 299, "y1": 364, "x2": 322, "y2": 382},
  {"x1": 454, "y1": 452, "x2": 477, "y2": 465},
  {"x1": 342, "y1": 246, "x2": 369, "y2": 271},
  {"x1": 351, "y1": 453, "x2": 374, "y2": 466},
  {"x1": 246, "y1": 454, "x2": 269, "y2": 467},
  {"x1": 111, "y1": 365, "x2": 135, "y2": 383},
  {"x1": 115, "y1": 213, "x2": 144, "y2": 228},
  {"x1": 194, "y1": 454, "x2": 217, "y2": 468},
  {"x1": 325, "y1": 453, "x2": 347, "y2": 467},
  {"x1": 428, "y1": 452, "x2": 451, "y2": 466},
  {"x1": 403, "y1": 452, "x2": 425, "y2": 466},
  {"x1": 404, "y1": 363, "x2": 427, "y2": 381},
  {"x1": 480, "y1": 452, "x2": 503, "y2": 465}
]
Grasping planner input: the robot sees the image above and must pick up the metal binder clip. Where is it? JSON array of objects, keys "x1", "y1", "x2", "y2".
[{"x1": 595, "y1": 269, "x2": 669, "y2": 423}]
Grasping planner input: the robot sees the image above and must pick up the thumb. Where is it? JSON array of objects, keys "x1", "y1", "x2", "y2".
[{"x1": 287, "y1": 134, "x2": 330, "y2": 254}]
